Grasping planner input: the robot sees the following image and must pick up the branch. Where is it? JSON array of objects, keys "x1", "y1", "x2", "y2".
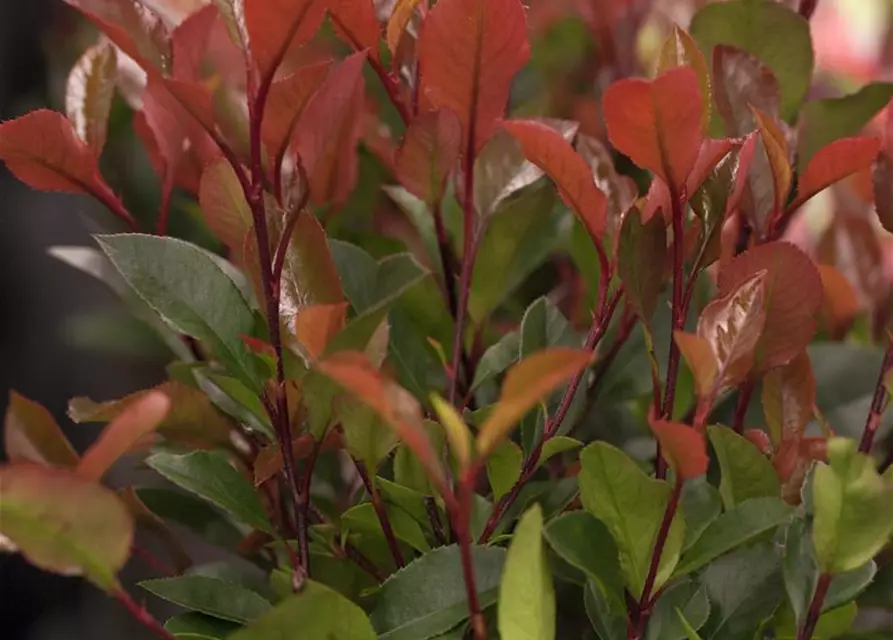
[
  {"x1": 732, "y1": 380, "x2": 755, "y2": 434},
  {"x1": 859, "y1": 338, "x2": 893, "y2": 453},
  {"x1": 354, "y1": 459, "x2": 405, "y2": 568},
  {"x1": 455, "y1": 477, "x2": 486, "y2": 640},
  {"x1": 114, "y1": 588, "x2": 176, "y2": 640},
  {"x1": 798, "y1": 573, "x2": 832, "y2": 640}
]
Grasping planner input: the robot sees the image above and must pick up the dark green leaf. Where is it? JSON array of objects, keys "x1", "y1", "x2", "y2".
[
  {"x1": 782, "y1": 518, "x2": 817, "y2": 625},
  {"x1": 618, "y1": 208, "x2": 666, "y2": 326},
  {"x1": 472, "y1": 330, "x2": 520, "y2": 392},
  {"x1": 342, "y1": 501, "x2": 429, "y2": 553},
  {"x1": 164, "y1": 612, "x2": 240, "y2": 639},
  {"x1": 584, "y1": 579, "x2": 627, "y2": 640},
  {"x1": 136, "y1": 487, "x2": 244, "y2": 549},
  {"x1": 487, "y1": 441, "x2": 523, "y2": 502},
  {"x1": 646, "y1": 580, "x2": 710, "y2": 640},
  {"x1": 140, "y1": 576, "x2": 271, "y2": 624},
  {"x1": 680, "y1": 477, "x2": 722, "y2": 551},
  {"x1": 707, "y1": 426, "x2": 780, "y2": 509}
]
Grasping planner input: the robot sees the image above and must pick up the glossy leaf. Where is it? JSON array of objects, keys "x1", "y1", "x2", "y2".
[
  {"x1": 486, "y1": 441, "x2": 522, "y2": 502},
  {"x1": 146, "y1": 451, "x2": 275, "y2": 534},
  {"x1": 790, "y1": 136, "x2": 881, "y2": 211},
  {"x1": 199, "y1": 159, "x2": 254, "y2": 257},
  {"x1": 712, "y1": 45, "x2": 780, "y2": 137},
  {"x1": 502, "y1": 118, "x2": 607, "y2": 241},
  {"x1": 618, "y1": 207, "x2": 666, "y2": 326},
  {"x1": 657, "y1": 26, "x2": 711, "y2": 130},
  {"x1": 0, "y1": 463, "x2": 133, "y2": 590},
  {"x1": 579, "y1": 442, "x2": 685, "y2": 598},
  {"x1": 708, "y1": 426, "x2": 780, "y2": 509},
  {"x1": 386, "y1": 0, "x2": 423, "y2": 54},
  {"x1": 418, "y1": 0, "x2": 530, "y2": 154},
  {"x1": 396, "y1": 110, "x2": 462, "y2": 205},
  {"x1": 244, "y1": 0, "x2": 327, "y2": 82},
  {"x1": 4, "y1": 392, "x2": 78, "y2": 467},
  {"x1": 230, "y1": 579, "x2": 376, "y2": 639},
  {"x1": 603, "y1": 66, "x2": 703, "y2": 190},
  {"x1": 329, "y1": 0, "x2": 381, "y2": 61},
  {"x1": 370, "y1": 544, "x2": 507, "y2": 640},
  {"x1": 476, "y1": 347, "x2": 591, "y2": 457},
  {"x1": 812, "y1": 438, "x2": 893, "y2": 574},
  {"x1": 499, "y1": 505, "x2": 555, "y2": 640},
  {"x1": 140, "y1": 575, "x2": 272, "y2": 624},
  {"x1": 650, "y1": 420, "x2": 708, "y2": 480},
  {"x1": 751, "y1": 106, "x2": 792, "y2": 222},
  {"x1": 761, "y1": 350, "x2": 816, "y2": 446},
  {"x1": 65, "y1": 41, "x2": 117, "y2": 155}
]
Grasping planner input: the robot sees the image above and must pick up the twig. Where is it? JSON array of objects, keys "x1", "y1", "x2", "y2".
[
  {"x1": 732, "y1": 380, "x2": 755, "y2": 434},
  {"x1": 798, "y1": 573, "x2": 832, "y2": 640},
  {"x1": 859, "y1": 338, "x2": 893, "y2": 453},
  {"x1": 455, "y1": 479, "x2": 486, "y2": 640},
  {"x1": 114, "y1": 588, "x2": 176, "y2": 640},
  {"x1": 297, "y1": 436, "x2": 322, "y2": 579},
  {"x1": 354, "y1": 459, "x2": 405, "y2": 568},
  {"x1": 305, "y1": 502, "x2": 385, "y2": 583}
]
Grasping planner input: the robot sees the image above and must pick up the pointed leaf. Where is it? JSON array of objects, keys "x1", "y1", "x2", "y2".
[
  {"x1": 750, "y1": 105, "x2": 792, "y2": 220},
  {"x1": 680, "y1": 477, "x2": 722, "y2": 551},
  {"x1": 646, "y1": 579, "x2": 710, "y2": 640},
  {"x1": 386, "y1": 0, "x2": 423, "y2": 54},
  {"x1": 418, "y1": 0, "x2": 530, "y2": 154},
  {"x1": 66, "y1": 41, "x2": 117, "y2": 155},
  {"x1": 170, "y1": 4, "x2": 218, "y2": 82},
  {"x1": 762, "y1": 350, "x2": 816, "y2": 446},
  {"x1": 430, "y1": 393, "x2": 473, "y2": 470},
  {"x1": 199, "y1": 159, "x2": 254, "y2": 256},
  {"x1": 603, "y1": 66, "x2": 703, "y2": 190},
  {"x1": 4, "y1": 392, "x2": 78, "y2": 467},
  {"x1": 657, "y1": 26, "x2": 711, "y2": 131},
  {"x1": 295, "y1": 302, "x2": 348, "y2": 360},
  {"x1": 790, "y1": 136, "x2": 881, "y2": 211},
  {"x1": 140, "y1": 575, "x2": 272, "y2": 624},
  {"x1": 244, "y1": 0, "x2": 327, "y2": 82},
  {"x1": 713, "y1": 45, "x2": 780, "y2": 138},
  {"x1": 708, "y1": 426, "x2": 780, "y2": 509},
  {"x1": 329, "y1": 0, "x2": 381, "y2": 61},
  {"x1": 650, "y1": 420, "x2": 708, "y2": 480},
  {"x1": 675, "y1": 332, "x2": 718, "y2": 399},
  {"x1": 486, "y1": 441, "x2": 522, "y2": 502},
  {"x1": 396, "y1": 109, "x2": 462, "y2": 204},
  {"x1": 618, "y1": 207, "x2": 667, "y2": 326}
]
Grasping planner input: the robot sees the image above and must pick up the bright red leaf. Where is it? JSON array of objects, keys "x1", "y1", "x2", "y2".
[
  {"x1": 603, "y1": 66, "x2": 703, "y2": 190},
  {"x1": 171, "y1": 3, "x2": 219, "y2": 81},
  {"x1": 396, "y1": 109, "x2": 462, "y2": 204},
  {"x1": 418, "y1": 0, "x2": 530, "y2": 155},
  {"x1": 329, "y1": 0, "x2": 382, "y2": 62},
  {"x1": 295, "y1": 302, "x2": 349, "y2": 360},
  {"x1": 657, "y1": 26, "x2": 712, "y2": 131},
  {"x1": 502, "y1": 119, "x2": 607, "y2": 241},
  {"x1": 245, "y1": 0, "x2": 328, "y2": 82},
  {"x1": 873, "y1": 153, "x2": 893, "y2": 234},
  {"x1": 790, "y1": 136, "x2": 881, "y2": 211},
  {"x1": 650, "y1": 420, "x2": 708, "y2": 479},
  {"x1": 818, "y1": 264, "x2": 860, "y2": 336}
]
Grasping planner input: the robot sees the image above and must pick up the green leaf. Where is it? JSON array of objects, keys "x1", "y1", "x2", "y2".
[
  {"x1": 700, "y1": 543, "x2": 784, "y2": 640},
  {"x1": 537, "y1": 436, "x2": 582, "y2": 468},
  {"x1": 498, "y1": 505, "x2": 555, "y2": 640},
  {"x1": 618, "y1": 207, "x2": 667, "y2": 326},
  {"x1": 543, "y1": 511, "x2": 625, "y2": 616},
  {"x1": 584, "y1": 579, "x2": 627, "y2": 640},
  {"x1": 646, "y1": 579, "x2": 710, "y2": 640},
  {"x1": 136, "y1": 487, "x2": 244, "y2": 549},
  {"x1": 140, "y1": 576, "x2": 271, "y2": 624},
  {"x1": 675, "y1": 497, "x2": 793, "y2": 575},
  {"x1": 229, "y1": 579, "x2": 376, "y2": 639},
  {"x1": 707, "y1": 425, "x2": 780, "y2": 509},
  {"x1": 164, "y1": 612, "x2": 240, "y2": 639},
  {"x1": 95, "y1": 234, "x2": 264, "y2": 388},
  {"x1": 812, "y1": 438, "x2": 893, "y2": 574},
  {"x1": 472, "y1": 330, "x2": 520, "y2": 392},
  {"x1": 146, "y1": 451, "x2": 274, "y2": 534},
  {"x1": 578, "y1": 442, "x2": 685, "y2": 598},
  {"x1": 680, "y1": 477, "x2": 723, "y2": 551},
  {"x1": 798, "y1": 82, "x2": 893, "y2": 171},
  {"x1": 782, "y1": 517, "x2": 818, "y2": 625},
  {"x1": 388, "y1": 307, "x2": 435, "y2": 402},
  {"x1": 370, "y1": 544, "x2": 507, "y2": 640},
  {"x1": 340, "y1": 401, "x2": 398, "y2": 471},
  {"x1": 486, "y1": 441, "x2": 523, "y2": 502},
  {"x1": 825, "y1": 561, "x2": 877, "y2": 611},
  {"x1": 676, "y1": 610, "x2": 705, "y2": 640},
  {"x1": 690, "y1": 0, "x2": 813, "y2": 119},
  {"x1": 341, "y1": 501, "x2": 430, "y2": 553},
  {"x1": 773, "y1": 601, "x2": 857, "y2": 640},
  {"x1": 0, "y1": 464, "x2": 132, "y2": 590}
]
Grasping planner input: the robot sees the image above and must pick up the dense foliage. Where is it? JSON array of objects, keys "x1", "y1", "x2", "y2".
[{"x1": 1, "y1": 1, "x2": 892, "y2": 639}]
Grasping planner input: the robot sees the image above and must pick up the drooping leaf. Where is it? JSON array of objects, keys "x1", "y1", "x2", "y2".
[
  {"x1": 603, "y1": 66, "x2": 703, "y2": 190},
  {"x1": 396, "y1": 110, "x2": 462, "y2": 205},
  {"x1": 146, "y1": 451, "x2": 275, "y2": 534},
  {"x1": 502, "y1": 118, "x2": 607, "y2": 241},
  {"x1": 370, "y1": 544, "x2": 507, "y2": 640},
  {"x1": 244, "y1": 0, "x2": 327, "y2": 82},
  {"x1": 328, "y1": 0, "x2": 381, "y2": 61},
  {"x1": 4, "y1": 392, "x2": 79, "y2": 467},
  {"x1": 708, "y1": 426, "x2": 780, "y2": 509},
  {"x1": 578, "y1": 442, "x2": 685, "y2": 598},
  {"x1": 140, "y1": 575, "x2": 272, "y2": 624},
  {"x1": 65, "y1": 40, "x2": 117, "y2": 156},
  {"x1": 418, "y1": 0, "x2": 530, "y2": 154},
  {"x1": 486, "y1": 441, "x2": 522, "y2": 502},
  {"x1": 0, "y1": 463, "x2": 133, "y2": 590},
  {"x1": 657, "y1": 25, "x2": 712, "y2": 131},
  {"x1": 761, "y1": 350, "x2": 816, "y2": 446},
  {"x1": 690, "y1": 0, "x2": 813, "y2": 119},
  {"x1": 790, "y1": 137, "x2": 881, "y2": 211},
  {"x1": 650, "y1": 420, "x2": 709, "y2": 480},
  {"x1": 812, "y1": 438, "x2": 893, "y2": 574},
  {"x1": 498, "y1": 505, "x2": 555, "y2": 640},
  {"x1": 618, "y1": 207, "x2": 667, "y2": 326},
  {"x1": 229, "y1": 579, "x2": 376, "y2": 639}
]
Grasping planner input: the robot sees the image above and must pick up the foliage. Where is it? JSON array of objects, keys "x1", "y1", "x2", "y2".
[{"x1": 1, "y1": 1, "x2": 892, "y2": 639}]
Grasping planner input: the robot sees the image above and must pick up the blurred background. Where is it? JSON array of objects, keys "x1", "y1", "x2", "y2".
[{"x1": 1, "y1": 0, "x2": 891, "y2": 638}]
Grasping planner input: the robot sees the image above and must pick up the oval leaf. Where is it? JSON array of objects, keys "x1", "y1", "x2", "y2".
[
  {"x1": 140, "y1": 575, "x2": 272, "y2": 624},
  {"x1": 66, "y1": 41, "x2": 117, "y2": 155},
  {"x1": 4, "y1": 392, "x2": 79, "y2": 467},
  {"x1": 396, "y1": 109, "x2": 462, "y2": 205},
  {"x1": 650, "y1": 420, "x2": 709, "y2": 480}
]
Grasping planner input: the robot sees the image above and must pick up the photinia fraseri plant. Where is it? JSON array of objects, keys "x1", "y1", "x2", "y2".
[{"x1": 1, "y1": 0, "x2": 893, "y2": 639}]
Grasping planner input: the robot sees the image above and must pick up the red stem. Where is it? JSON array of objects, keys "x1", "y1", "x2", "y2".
[
  {"x1": 455, "y1": 476, "x2": 486, "y2": 640},
  {"x1": 114, "y1": 588, "x2": 175, "y2": 640},
  {"x1": 859, "y1": 338, "x2": 893, "y2": 453},
  {"x1": 355, "y1": 459, "x2": 405, "y2": 568},
  {"x1": 798, "y1": 573, "x2": 832, "y2": 640},
  {"x1": 732, "y1": 379, "x2": 755, "y2": 434}
]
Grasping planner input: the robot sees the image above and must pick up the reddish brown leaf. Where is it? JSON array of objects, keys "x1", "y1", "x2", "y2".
[
  {"x1": 751, "y1": 105, "x2": 792, "y2": 224},
  {"x1": 502, "y1": 118, "x2": 607, "y2": 241},
  {"x1": 650, "y1": 420, "x2": 708, "y2": 479},
  {"x1": 774, "y1": 436, "x2": 828, "y2": 504},
  {"x1": 295, "y1": 302, "x2": 349, "y2": 360},
  {"x1": 657, "y1": 25, "x2": 712, "y2": 131},
  {"x1": 329, "y1": 0, "x2": 381, "y2": 61},
  {"x1": 245, "y1": 0, "x2": 327, "y2": 82},
  {"x1": 744, "y1": 429, "x2": 773, "y2": 456},
  {"x1": 761, "y1": 350, "x2": 816, "y2": 446},
  {"x1": 4, "y1": 392, "x2": 79, "y2": 468},
  {"x1": 253, "y1": 429, "x2": 342, "y2": 486},
  {"x1": 818, "y1": 264, "x2": 860, "y2": 335},
  {"x1": 396, "y1": 109, "x2": 462, "y2": 204},
  {"x1": 65, "y1": 41, "x2": 117, "y2": 156},
  {"x1": 685, "y1": 138, "x2": 737, "y2": 198},
  {"x1": 718, "y1": 242, "x2": 823, "y2": 372},
  {"x1": 617, "y1": 207, "x2": 666, "y2": 325},
  {"x1": 418, "y1": 0, "x2": 530, "y2": 155},
  {"x1": 386, "y1": 0, "x2": 423, "y2": 54},
  {"x1": 199, "y1": 158, "x2": 254, "y2": 255},
  {"x1": 675, "y1": 331, "x2": 718, "y2": 399},
  {"x1": 76, "y1": 392, "x2": 171, "y2": 481},
  {"x1": 171, "y1": 3, "x2": 219, "y2": 81},
  {"x1": 713, "y1": 45, "x2": 780, "y2": 138},
  {"x1": 293, "y1": 52, "x2": 367, "y2": 207},
  {"x1": 603, "y1": 66, "x2": 703, "y2": 190},
  {"x1": 790, "y1": 137, "x2": 881, "y2": 211},
  {"x1": 874, "y1": 152, "x2": 893, "y2": 234},
  {"x1": 817, "y1": 215, "x2": 887, "y2": 312}
]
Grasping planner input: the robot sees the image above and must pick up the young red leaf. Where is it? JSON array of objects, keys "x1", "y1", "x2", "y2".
[
  {"x1": 873, "y1": 152, "x2": 893, "y2": 234},
  {"x1": 418, "y1": 0, "x2": 530, "y2": 155},
  {"x1": 718, "y1": 242, "x2": 823, "y2": 372},
  {"x1": 295, "y1": 302, "x2": 349, "y2": 360},
  {"x1": 65, "y1": 41, "x2": 117, "y2": 156},
  {"x1": 674, "y1": 331, "x2": 718, "y2": 399},
  {"x1": 502, "y1": 118, "x2": 607, "y2": 241},
  {"x1": 396, "y1": 109, "x2": 462, "y2": 204},
  {"x1": 386, "y1": 0, "x2": 423, "y2": 55},
  {"x1": 818, "y1": 264, "x2": 860, "y2": 335},
  {"x1": 254, "y1": 429, "x2": 342, "y2": 486},
  {"x1": 603, "y1": 66, "x2": 703, "y2": 191},
  {"x1": 761, "y1": 350, "x2": 815, "y2": 446},
  {"x1": 713, "y1": 45, "x2": 781, "y2": 137},
  {"x1": 650, "y1": 420, "x2": 708, "y2": 479},
  {"x1": 789, "y1": 136, "x2": 881, "y2": 211},
  {"x1": 617, "y1": 207, "x2": 666, "y2": 325},
  {"x1": 744, "y1": 429, "x2": 773, "y2": 456},
  {"x1": 4, "y1": 392, "x2": 79, "y2": 468},
  {"x1": 293, "y1": 52, "x2": 367, "y2": 208},
  {"x1": 171, "y1": 3, "x2": 219, "y2": 81},
  {"x1": 750, "y1": 105, "x2": 792, "y2": 223},
  {"x1": 199, "y1": 158, "x2": 254, "y2": 256},
  {"x1": 657, "y1": 25, "x2": 712, "y2": 130},
  {"x1": 77, "y1": 391, "x2": 171, "y2": 481},
  {"x1": 245, "y1": 0, "x2": 327, "y2": 82},
  {"x1": 685, "y1": 138, "x2": 737, "y2": 198},
  {"x1": 329, "y1": 0, "x2": 382, "y2": 62}
]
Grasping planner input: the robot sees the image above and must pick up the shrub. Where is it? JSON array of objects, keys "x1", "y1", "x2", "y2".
[{"x1": 1, "y1": 1, "x2": 892, "y2": 639}]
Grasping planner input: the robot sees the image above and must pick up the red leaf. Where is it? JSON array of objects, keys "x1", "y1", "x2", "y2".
[
  {"x1": 395, "y1": 109, "x2": 462, "y2": 204},
  {"x1": 751, "y1": 105, "x2": 792, "y2": 228},
  {"x1": 656, "y1": 26, "x2": 712, "y2": 131},
  {"x1": 329, "y1": 0, "x2": 382, "y2": 62},
  {"x1": 65, "y1": 41, "x2": 117, "y2": 156},
  {"x1": 199, "y1": 158, "x2": 254, "y2": 255},
  {"x1": 502, "y1": 119, "x2": 607, "y2": 241},
  {"x1": 294, "y1": 52, "x2": 367, "y2": 208},
  {"x1": 817, "y1": 264, "x2": 860, "y2": 336},
  {"x1": 713, "y1": 45, "x2": 780, "y2": 138},
  {"x1": 790, "y1": 136, "x2": 881, "y2": 211},
  {"x1": 418, "y1": 0, "x2": 530, "y2": 155},
  {"x1": 171, "y1": 3, "x2": 219, "y2": 81},
  {"x1": 650, "y1": 420, "x2": 708, "y2": 479},
  {"x1": 675, "y1": 331, "x2": 718, "y2": 399},
  {"x1": 295, "y1": 302, "x2": 349, "y2": 360},
  {"x1": 4, "y1": 392, "x2": 79, "y2": 468},
  {"x1": 685, "y1": 138, "x2": 737, "y2": 198},
  {"x1": 245, "y1": 0, "x2": 328, "y2": 82},
  {"x1": 718, "y1": 242, "x2": 823, "y2": 372},
  {"x1": 603, "y1": 66, "x2": 703, "y2": 190},
  {"x1": 0, "y1": 110, "x2": 113, "y2": 197},
  {"x1": 874, "y1": 152, "x2": 893, "y2": 234},
  {"x1": 387, "y1": 0, "x2": 424, "y2": 55},
  {"x1": 744, "y1": 429, "x2": 773, "y2": 456},
  {"x1": 761, "y1": 350, "x2": 815, "y2": 446}
]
